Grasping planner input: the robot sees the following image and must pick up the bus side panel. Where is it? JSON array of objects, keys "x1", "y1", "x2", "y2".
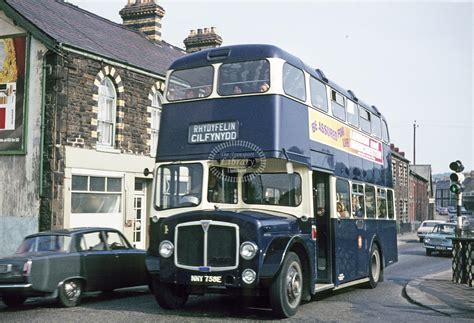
[
  {"x1": 377, "y1": 220, "x2": 398, "y2": 266},
  {"x1": 331, "y1": 218, "x2": 369, "y2": 285}
]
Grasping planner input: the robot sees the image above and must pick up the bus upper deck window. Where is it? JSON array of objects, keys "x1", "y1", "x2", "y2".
[
  {"x1": 218, "y1": 60, "x2": 270, "y2": 96},
  {"x1": 347, "y1": 100, "x2": 359, "y2": 127},
  {"x1": 359, "y1": 107, "x2": 371, "y2": 134},
  {"x1": 371, "y1": 114, "x2": 382, "y2": 139},
  {"x1": 331, "y1": 90, "x2": 346, "y2": 121},
  {"x1": 283, "y1": 63, "x2": 306, "y2": 101},
  {"x1": 310, "y1": 77, "x2": 328, "y2": 112},
  {"x1": 381, "y1": 119, "x2": 390, "y2": 142},
  {"x1": 167, "y1": 66, "x2": 214, "y2": 101}
]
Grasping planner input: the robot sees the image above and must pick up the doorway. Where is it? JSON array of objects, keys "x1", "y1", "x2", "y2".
[
  {"x1": 133, "y1": 179, "x2": 147, "y2": 249},
  {"x1": 313, "y1": 171, "x2": 331, "y2": 283}
]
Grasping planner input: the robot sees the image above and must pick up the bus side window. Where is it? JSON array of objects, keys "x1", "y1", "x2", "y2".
[
  {"x1": 359, "y1": 107, "x2": 371, "y2": 134},
  {"x1": 381, "y1": 119, "x2": 390, "y2": 143},
  {"x1": 310, "y1": 77, "x2": 328, "y2": 112},
  {"x1": 351, "y1": 183, "x2": 365, "y2": 218},
  {"x1": 331, "y1": 90, "x2": 346, "y2": 121},
  {"x1": 336, "y1": 179, "x2": 350, "y2": 218},
  {"x1": 371, "y1": 114, "x2": 382, "y2": 139},
  {"x1": 387, "y1": 189, "x2": 395, "y2": 219},
  {"x1": 365, "y1": 185, "x2": 376, "y2": 218},
  {"x1": 377, "y1": 188, "x2": 387, "y2": 219},
  {"x1": 283, "y1": 63, "x2": 306, "y2": 101},
  {"x1": 347, "y1": 100, "x2": 359, "y2": 127}
]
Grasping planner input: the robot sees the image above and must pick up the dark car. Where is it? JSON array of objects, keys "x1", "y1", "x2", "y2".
[
  {"x1": 0, "y1": 228, "x2": 147, "y2": 308},
  {"x1": 424, "y1": 223, "x2": 456, "y2": 256}
]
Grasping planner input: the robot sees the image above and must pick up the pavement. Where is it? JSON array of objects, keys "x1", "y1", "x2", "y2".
[{"x1": 397, "y1": 231, "x2": 474, "y2": 318}]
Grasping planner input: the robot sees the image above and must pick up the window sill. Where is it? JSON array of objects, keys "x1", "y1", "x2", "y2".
[{"x1": 96, "y1": 145, "x2": 121, "y2": 154}]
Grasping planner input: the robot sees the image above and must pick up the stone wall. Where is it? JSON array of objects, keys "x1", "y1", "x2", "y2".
[{"x1": 40, "y1": 50, "x2": 164, "y2": 229}]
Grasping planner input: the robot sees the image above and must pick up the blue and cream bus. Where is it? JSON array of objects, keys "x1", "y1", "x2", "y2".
[{"x1": 146, "y1": 44, "x2": 397, "y2": 317}]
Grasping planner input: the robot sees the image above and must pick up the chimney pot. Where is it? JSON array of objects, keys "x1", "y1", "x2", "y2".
[
  {"x1": 184, "y1": 26, "x2": 223, "y2": 53},
  {"x1": 119, "y1": 0, "x2": 165, "y2": 42}
]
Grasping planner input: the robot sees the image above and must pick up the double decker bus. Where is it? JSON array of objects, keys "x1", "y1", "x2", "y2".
[{"x1": 146, "y1": 44, "x2": 397, "y2": 317}]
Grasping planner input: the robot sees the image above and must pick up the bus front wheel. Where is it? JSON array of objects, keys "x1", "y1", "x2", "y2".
[
  {"x1": 153, "y1": 281, "x2": 188, "y2": 310},
  {"x1": 366, "y1": 244, "x2": 381, "y2": 289},
  {"x1": 269, "y1": 251, "x2": 303, "y2": 318}
]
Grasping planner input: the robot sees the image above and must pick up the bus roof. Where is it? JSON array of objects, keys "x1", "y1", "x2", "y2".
[{"x1": 168, "y1": 44, "x2": 385, "y2": 119}]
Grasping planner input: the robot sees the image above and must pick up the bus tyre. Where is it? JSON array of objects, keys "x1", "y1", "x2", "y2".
[
  {"x1": 269, "y1": 251, "x2": 303, "y2": 318},
  {"x1": 2, "y1": 294, "x2": 27, "y2": 307},
  {"x1": 153, "y1": 282, "x2": 188, "y2": 310},
  {"x1": 58, "y1": 279, "x2": 83, "y2": 307},
  {"x1": 366, "y1": 245, "x2": 381, "y2": 289}
]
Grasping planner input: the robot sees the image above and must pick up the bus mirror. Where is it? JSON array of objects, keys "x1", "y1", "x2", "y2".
[
  {"x1": 144, "y1": 168, "x2": 151, "y2": 177},
  {"x1": 286, "y1": 162, "x2": 294, "y2": 174}
]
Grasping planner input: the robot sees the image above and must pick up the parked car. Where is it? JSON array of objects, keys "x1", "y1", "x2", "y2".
[
  {"x1": 448, "y1": 207, "x2": 472, "y2": 222},
  {"x1": 0, "y1": 228, "x2": 147, "y2": 308},
  {"x1": 416, "y1": 220, "x2": 444, "y2": 242},
  {"x1": 438, "y1": 207, "x2": 448, "y2": 215},
  {"x1": 424, "y1": 223, "x2": 456, "y2": 256}
]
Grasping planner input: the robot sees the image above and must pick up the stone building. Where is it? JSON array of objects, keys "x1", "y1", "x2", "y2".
[
  {"x1": 0, "y1": 0, "x2": 197, "y2": 255},
  {"x1": 436, "y1": 170, "x2": 474, "y2": 211},
  {"x1": 390, "y1": 144, "x2": 409, "y2": 225}
]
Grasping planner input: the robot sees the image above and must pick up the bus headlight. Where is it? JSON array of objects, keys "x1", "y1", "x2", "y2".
[
  {"x1": 159, "y1": 240, "x2": 174, "y2": 258},
  {"x1": 240, "y1": 241, "x2": 258, "y2": 260},
  {"x1": 242, "y1": 269, "x2": 256, "y2": 284}
]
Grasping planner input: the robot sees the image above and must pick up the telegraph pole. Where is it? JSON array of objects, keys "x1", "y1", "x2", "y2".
[{"x1": 413, "y1": 120, "x2": 419, "y2": 165}]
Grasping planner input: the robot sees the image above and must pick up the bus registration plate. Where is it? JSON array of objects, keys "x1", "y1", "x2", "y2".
[{"x1": 190, "y1": 275, "x2": 223, "y2": 285}]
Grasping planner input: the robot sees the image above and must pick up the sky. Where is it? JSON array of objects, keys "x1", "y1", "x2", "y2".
[{"x1": 72, "y1": 0, "x2": 473, "y2": 174}]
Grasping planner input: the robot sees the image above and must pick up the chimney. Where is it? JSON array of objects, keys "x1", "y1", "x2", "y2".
[
  {"x1": 183, "y1": 27, "x2": 223, "y2": 53},
  {"x1": 119, "y1": 0, "x2": 165, "y2": 42}
]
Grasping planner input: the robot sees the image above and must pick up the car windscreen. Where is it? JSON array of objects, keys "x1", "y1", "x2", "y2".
[{"x1": 16, "y1": 235, "x2": 72, "y2": 253}]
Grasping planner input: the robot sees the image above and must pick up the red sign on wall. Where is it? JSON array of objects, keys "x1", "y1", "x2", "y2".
[{"x1": 0, "y1": 108, "x2": 5, "y2": 129}]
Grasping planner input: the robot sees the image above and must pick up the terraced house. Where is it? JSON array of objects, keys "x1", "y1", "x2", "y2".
[{"x1": 0, "y1": 0, "x2": 224, "y2": 255}]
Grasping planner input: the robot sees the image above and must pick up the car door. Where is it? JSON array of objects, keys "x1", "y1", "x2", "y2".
[
  {"x1": 80, "y1": 231, "x2": 120, "y2": 291},
  {"x1": 104, "y1": 231, "x2": 147, "y2": 288}
]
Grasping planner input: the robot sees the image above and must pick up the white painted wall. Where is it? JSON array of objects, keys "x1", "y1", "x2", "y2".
[
  {"x1": 0, "y1": 11, "x2": 46, "y2": 255},
  {"x1": 64, "y1": 146, "x2": 154, "y2": 246}
]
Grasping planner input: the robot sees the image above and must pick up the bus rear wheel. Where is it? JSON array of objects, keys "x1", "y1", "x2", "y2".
[
  {"x1": 366, "y1": 244, "x2": 381, "y2": 289},
  {"x1": 269, "y1": 251, "x2": 303, "y2": 318}
]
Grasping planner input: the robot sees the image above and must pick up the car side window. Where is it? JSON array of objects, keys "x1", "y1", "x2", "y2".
[
  {"x1": 83, "y1": 232, "x2": 106, "y2": 251},
  {"x1": 73, "y1": 235, "x2": 88, "y2": 252},
  {"x1": 105, "y1": 231, "x2": 128, "y2": 250}
]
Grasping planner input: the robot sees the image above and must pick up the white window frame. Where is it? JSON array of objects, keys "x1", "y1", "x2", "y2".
[
  {"x1": 97, "y1": 78, "x2": 116, "y2": 148},
  {"x1": 150, "y1": 92, "x2": 162, "y2": 157}
]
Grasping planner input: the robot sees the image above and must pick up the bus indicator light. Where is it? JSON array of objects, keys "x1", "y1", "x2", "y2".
[
  {"x1": 358, "y1": 235, "x2": 363, "y2": 249},
  {"x1": 311, "y1": 225, "x2": 317, "y2": 240}
]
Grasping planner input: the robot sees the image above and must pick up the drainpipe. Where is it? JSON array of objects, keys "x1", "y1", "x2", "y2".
[{"x1": 39, "y1": 57, "x2": 48, "y2": 197}]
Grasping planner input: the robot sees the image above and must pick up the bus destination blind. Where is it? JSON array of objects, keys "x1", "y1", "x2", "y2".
[{"x1": 188, "y1": 121, "x2": 239, "y2": 144}]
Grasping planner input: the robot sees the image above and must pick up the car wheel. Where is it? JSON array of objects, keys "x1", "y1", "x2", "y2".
[
  {"x1": 269, "y1": 251, "x2": 303, "y2": 318},
  {"x1": 153, "y1": 280, "x2": 188, "y2": 309},
  {"x1": 58, "y1": 279, "x2": 83, "y2": 307},
  {"x1": 426, "y1": 249, "x2": 432, "y2": 256},
  {"x1": 365, "y1": 244, "x2": 381, "y2": 289},
  {"x1": 2, "y1": 294, "x2": 27, "y2": 307}
]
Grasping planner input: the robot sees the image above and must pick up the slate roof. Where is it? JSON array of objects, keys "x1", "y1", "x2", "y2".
[{"x1": 3, "y1": 0, "x2": 185, "y2": 76}]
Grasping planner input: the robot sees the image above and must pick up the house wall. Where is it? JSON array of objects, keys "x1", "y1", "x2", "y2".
[
  {"x1": 42, "y1": 50, "x2": 165, "y2": 248},
  {"x1": 0, "y1": 12, "x2": 46, "y2": 255}
]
